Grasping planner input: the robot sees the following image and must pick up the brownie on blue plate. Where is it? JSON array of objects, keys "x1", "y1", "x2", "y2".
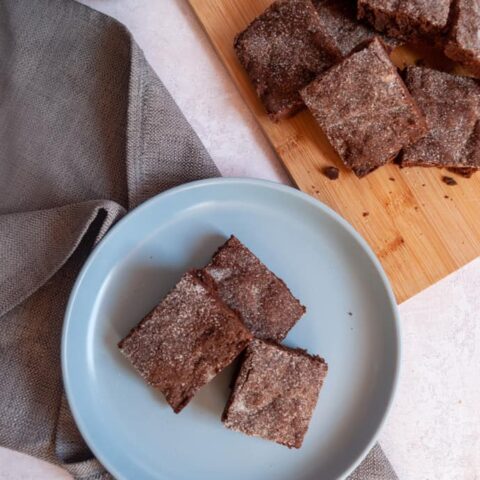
[
  {"x1": 222, "y1": 339, "x2": 328, "y2": 448},
  {"x1": 199, "y1": 235, "x2": 305, "y2": 342},
  {"x1": 118, "y1": 271, "x2": 252, "y2": 413}
]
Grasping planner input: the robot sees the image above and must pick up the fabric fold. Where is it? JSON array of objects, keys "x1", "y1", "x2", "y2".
[
  {"x1": 0, "y1": 200, "x2": 124, "y2": 318},
  {"x1": 126, "y1": 41, "x2": 218, "y2": 208}
]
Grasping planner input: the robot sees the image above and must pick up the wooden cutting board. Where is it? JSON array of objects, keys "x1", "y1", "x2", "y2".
[{"x1": 188, "y1": 0, "x2": 480, "y2": 303}]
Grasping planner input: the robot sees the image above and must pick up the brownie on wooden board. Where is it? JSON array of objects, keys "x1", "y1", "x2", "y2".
[
  {"x1": 312, "y1": 0, "x2": 399, "y2": 60},
  {"x1": 445, "y1": 0, "x2": 480, "y2": 76},
  {"x1": 222, "y1": 339, "x2": 328, "y2": 449},
  {"x1": 198, "y1": 236, "x2": 305, "y2": 342},
  {"x1": 234, "y1": 0, "x2": 336, "y2": 120},
  {"x1": 449, "y1": 167, "x2": 477, "y2": 177},
  {"x1": 118, "y1": 272, "x2": 252, "y2": 413},
  {"x1": 401, "y1": 66, "x2": 480, "y2": 173},
  {"x1": 357, "y1": 0, "x2": 452, "y2": 42},
  {"x1": 300, "y1": 37, "x2": 427, "y2": 177}
]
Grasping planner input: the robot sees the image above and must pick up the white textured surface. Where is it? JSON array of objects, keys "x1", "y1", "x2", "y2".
[
  {"x1": 381, "y1": 259, "x2": 480, "y2": 480},
  {"x1": 78, "y1": 0, "x2": 288, "y2": 184},
  {"x1": 1, "y1": 1, "x2": 479, "y2": 479}
]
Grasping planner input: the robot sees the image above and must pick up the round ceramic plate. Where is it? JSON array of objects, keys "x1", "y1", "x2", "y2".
[{"x1": 62, "y1": 178, "x2": 400, "y2": 480}]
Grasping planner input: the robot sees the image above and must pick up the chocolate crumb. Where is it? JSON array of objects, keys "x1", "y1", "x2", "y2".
[
  {"x1": 323, "y1": 166, "x2": 339, "y2": 180},
  {"x1": 389, "y1": 177, "x2": 395, "y2": 181},
  {"x1": 362, "y1": 211, "x2": 369, "y2": 217},
  {"x1": 422, "y1": 184, "x2": 426, "y2": 187},
  {"x1": 442, "y1": 176, "x2": 457, "y2": 186},
  {"x1": 444, "y1": 195, "x2": 449, "y2": 199}
]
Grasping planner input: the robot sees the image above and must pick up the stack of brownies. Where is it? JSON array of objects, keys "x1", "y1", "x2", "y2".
[
  {"x1": 234, "y1": 0, "x2": 480, "y2": 178},
  {"x1": 119, "y1": 236, "x2": 328, "y2": 449}
]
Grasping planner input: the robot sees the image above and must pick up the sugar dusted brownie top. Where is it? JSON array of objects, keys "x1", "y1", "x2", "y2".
[
  {"x1": 118, "y1": 272, "x2": 252, "y2": 413},
  {"x1": 445, "y1": 0, "x2": 480, "y2": 76},
  {"x1": 199, "y1": 236, "x2": 305, "y2": 342},
  {"x1": 313, "y1": 0, "x2": 399, "y2": 59},
  {"x1": 234, "y1": 0, "x2": 335, "y2": 120},
  {"x1": 401, "y1": 66, "x2": 480, "y2": 171},
  {"x1": 357, "y1": 0, "x2": 452, "y2": 41},
  {"x1": 300, "y1": 37, "x2": 427, "y2": 177},
  {"x1": 222, "y1": 339, "x2": 328, "y2": 449}
]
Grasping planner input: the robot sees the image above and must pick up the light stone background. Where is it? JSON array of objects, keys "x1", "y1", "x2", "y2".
[{"x1": 1, "y1": 1, "x2": 479, "y2": 479}]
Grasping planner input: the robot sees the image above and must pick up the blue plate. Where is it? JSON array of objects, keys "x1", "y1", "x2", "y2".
[{"x1": 62, "y1": 178, "x2": 400, "y2": 480}]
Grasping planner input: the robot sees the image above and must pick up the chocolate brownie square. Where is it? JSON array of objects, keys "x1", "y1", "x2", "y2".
[
  {"x1": 312, "y1": 0, "x2": 399, "y2": 59},
  {"x1": 300, "y1": 37, "x2": 427, "y2": 177},
  {"x1": 445, "y1": 0, "x2": 480, "y2": 76},
  {"x1": 357, "y1": 0, "x2": 452, "y2": 42},
  {"x1": 401, "y1": 66, "x2": 480, "y2": 173},
  {"x1": 222, "y1": 339, "x2": 328, "y2": 448},
  {"x1": 234, "y1": 0, "x2": 336, "y2": 120},
  {"x1": 199, "y1": 236, "x2": 305, "y2": 342},
  {"x1": 118, "y1": 272, "x2": 252, "y2": 413}
]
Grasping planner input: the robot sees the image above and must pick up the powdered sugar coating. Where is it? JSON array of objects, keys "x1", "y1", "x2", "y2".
[
  {"x1": 234, "y1": 0, "x2": 336, "y2": 120},
  {"x1": 118, "y1": 272, "x2": 252, "y2": 413},
  {"x1": 445, "y1": 0, "x2": 480, "y2": 76},
  {"x1": 401, "y1": 66, "x2": 480, "y2": 171},
  {"x1": 222, "y1": 339, "x2": 328, "y2": 449},
  {"x1": 199, "y1": 236, "x2": 305, "y2": 341},
  {"x1": 358, "y1": 0, "x2": 452, "y2": 41},
  {"x1": 300, "y1": 37, "x2": 427, "y2": 177}
]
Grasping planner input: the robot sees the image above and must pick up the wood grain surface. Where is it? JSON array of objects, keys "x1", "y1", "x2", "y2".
[{"x1": 188, "y1": 0, "x2": 480, "y2": 303}]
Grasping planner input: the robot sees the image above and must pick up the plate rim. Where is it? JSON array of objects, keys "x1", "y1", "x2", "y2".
[{"x1": 62, "y1": 177, "x2": 402, "y2": 480}]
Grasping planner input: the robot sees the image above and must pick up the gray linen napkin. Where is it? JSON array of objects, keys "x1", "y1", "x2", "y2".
[{"x1": 0, "y1": 1, "x2": 397, "y2": 479}]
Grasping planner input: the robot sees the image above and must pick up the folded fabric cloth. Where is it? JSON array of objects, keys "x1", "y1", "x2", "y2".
[{"x1": 0, "y1": 1, "x2": 397, "y2": 479}]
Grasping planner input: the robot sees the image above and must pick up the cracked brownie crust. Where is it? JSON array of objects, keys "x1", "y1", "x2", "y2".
[
  {"x1": 301, "y1": 38, "x2": 427, "y2": 177},
  {"x1": 357, "y1": 0, "x2": 452, "y2": 42},
  {"x1": 401, "y1": 66, "x2": 480, "y2": 172},
  {"x1": 445, "y1": 0, "x2": 480, "y2": 76},
  {"x1": 234, "y1": 0, "x2": 336, "y2": 120},
  {"x1": 222, "y1": 339, "x2": 328, "y2": 448},
  {"x1": 199, "y1": 236, "x2": 305, "y2": 342},
  {"x1": 313, "y1": 0, "x2": 399, "y2": 59},
  {"x1": 118, "y1": 272, "x2": 252, "y2": 413}
]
